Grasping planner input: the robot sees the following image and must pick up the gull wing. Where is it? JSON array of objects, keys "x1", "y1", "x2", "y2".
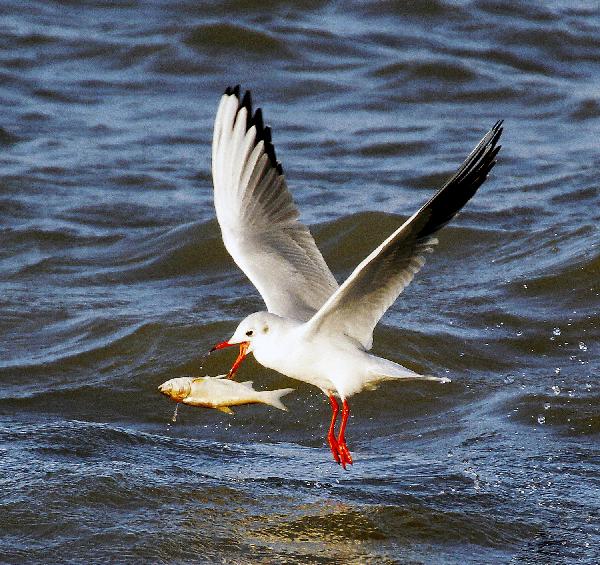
[
  {"x1": 212, "y1": 86, "x2": 339, "y2": 320},
  {"x1": 303, "y1": 121, "x2": 503, "y2": 349}
]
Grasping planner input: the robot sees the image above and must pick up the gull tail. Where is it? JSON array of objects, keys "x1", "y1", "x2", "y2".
[
  {"x1": 366, "y1": 356, "x2": 450, "y2": 389},
  {"x1": 258, "y1": 388, "x2": 295, "y2": 411}
]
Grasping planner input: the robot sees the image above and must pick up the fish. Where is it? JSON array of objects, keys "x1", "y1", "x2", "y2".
[{"x1": 158, "y1": 375, "x2": 294, "y2": 414}]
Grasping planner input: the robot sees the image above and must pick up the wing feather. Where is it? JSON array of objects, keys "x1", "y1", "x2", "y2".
[
  {"x1": 303, "y1": 121, "x2": 503, "y2": 349},
  {"x1": 212, "y1": 87, "x2": 339, "y2": 320}
]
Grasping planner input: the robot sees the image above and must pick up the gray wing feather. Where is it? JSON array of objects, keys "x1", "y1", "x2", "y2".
[
  {"x1": 212, "y1": 87, "x2": 339, "y2": 321},
  {"x1": 303, "y1": 121, "x2": 503, "y2": 349}
]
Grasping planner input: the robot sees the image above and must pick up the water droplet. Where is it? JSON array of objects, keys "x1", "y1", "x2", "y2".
[
  {"x1": 551, "y1": 385, "x2": 561, "y2": 395},
  {"x1": 578, "y1": 341, "x2": 587, "y2": 351},
  {"x1": 552, "y1": 327, "x2": 561, "y2": 336},
  {"x1": 544, "y1": 403, "x2": 551, "y2": 410},
  {"x1": 537, "y1": 415, "x2": 545, "y2": 425},
  {"x1": 516, "y1": 331, "x2": 522, "y2": 336},
  {"x1": 503, "y1": 375, "x2": 515, "y2": 384},
  {"x1": 554, "y1": 367, "x2": 561, "y2": 375},
  {"x1": 171, "y1": 403, "x2": 179, "y2": 423}
]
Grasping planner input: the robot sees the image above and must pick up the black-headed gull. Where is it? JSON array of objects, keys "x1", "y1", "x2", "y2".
[{"x1": 210, "y1": 85, "x2": 502, "y2": 468}]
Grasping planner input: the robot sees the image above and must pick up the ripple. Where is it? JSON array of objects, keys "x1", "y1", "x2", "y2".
[
  {"x1": 183, "y1": 23, "x2": 291, "y2": 58},
  {"x1": 0, "y1": 126, "x2": 20, "y2": 145},
  {"x1": 33, "y1": 87, "x2": 99, "y2": 104},
  {"x1": 570, "y1": 98, "x2": 600, "y2": 121},
  {"x1": 358, "y1": 139, "x2": 430, "y2": 158},
  {"x1": 405, "y1": 60, "x2": 477, "y2": 83},
  {"x1": 59, "y1": 203, "x2": 175, "y2": 229},
  {"x1": 263, "y1": 506, "x2": 387, "y2": 542},
  {"x1": 2, "y1": 225, "x2": 118, "y2": 249},
  {"x1": 355, "y1": 0, "x2": 463, "y2": 19},
  {"x1": 0, "y1": 320, "x2": 148, "y2": 373},
  {"x1": 502, "y1": 392, "x2": 600, "y2": 436}
]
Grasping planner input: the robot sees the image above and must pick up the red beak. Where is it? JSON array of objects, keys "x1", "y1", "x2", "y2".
[
  {"x1": 210, "y1": 340, "x2": 235, "y2": 353},
  {"x1": 210, "y1": 340, "x2": 250, "y2": 380}
]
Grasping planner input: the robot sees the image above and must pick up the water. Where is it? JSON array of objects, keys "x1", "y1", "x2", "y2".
[{"x1": 1, "y1": 1, "x2": 599, "y2": 563}]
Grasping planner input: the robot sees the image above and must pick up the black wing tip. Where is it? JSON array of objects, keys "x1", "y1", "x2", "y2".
[
  {"x1": 241, "y1": 90, "x2": 252, "y2": 117},
  {"x1": 261, "y1": 125, "x2": 280, "y2": 172},
  {"x1": 253, "y1": 107, "x2": 265, "y2": 136},
  {"x1": 490, "y1": 120, "x2": 504, "y2": 146},
  {"x1": 483, "y1": 122, "x2": 504, "y2": 171},
  {"x1": 416, "y1": 121, "x2": 504, "y2": 239},
  {"x1": 223, "y1": 85, "x2": 284, "y2": 176},
  {"x1": 224, "y1": 84, "x2": 241, "y2": 97}
]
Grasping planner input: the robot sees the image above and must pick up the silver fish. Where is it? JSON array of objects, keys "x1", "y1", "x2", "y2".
[{"x1": 158, "y1": 375, "x2": 294, "y2": 414}]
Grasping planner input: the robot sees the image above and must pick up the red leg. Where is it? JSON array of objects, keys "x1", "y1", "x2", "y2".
[
  {"x1": 327, "y1": 394, "x2": 341, "y2": 465},
  {"x1": 337, "y1": 399, "x2": 353, "y2": 467}
]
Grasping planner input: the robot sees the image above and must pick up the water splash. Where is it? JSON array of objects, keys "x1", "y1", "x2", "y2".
[
  {"x1": 171, "y1": 403, "x2": 179, "y2": 423},
  {"x1": 197, "y1": 350, "x2": 211, "y2": 374}
]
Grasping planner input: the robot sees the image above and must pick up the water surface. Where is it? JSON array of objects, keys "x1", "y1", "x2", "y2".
[{"x1": 1, "y1": 1, "x2": 599, "y2": 563}]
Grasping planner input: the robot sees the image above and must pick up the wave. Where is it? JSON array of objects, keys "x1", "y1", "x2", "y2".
[
  {"x1": 183, "y1": 23, "x2": 291, "y2": 58},
  {"x1": 498, "y1": 390, "x2": 600, "y2": 436}
]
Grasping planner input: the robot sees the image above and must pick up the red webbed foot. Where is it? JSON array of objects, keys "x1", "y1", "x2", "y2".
[{"x1": 337, "y1": 440, "x2": 353, "y2": 468}]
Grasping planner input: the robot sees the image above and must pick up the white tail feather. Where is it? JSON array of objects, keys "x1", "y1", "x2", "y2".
[{"x1": 367, "y1": 356, "x2": 451, "y2": 384}]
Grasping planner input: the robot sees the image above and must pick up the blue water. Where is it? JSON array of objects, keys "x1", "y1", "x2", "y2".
[{"x1": 1, "y1": 1, "x2": 599, "y2": 563}]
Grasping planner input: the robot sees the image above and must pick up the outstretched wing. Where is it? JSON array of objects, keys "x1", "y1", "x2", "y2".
[
  {"x1": 212, "y1": 86, "x2": 339, "y2": 321},
  {"x1": 303, "y1": 121, "x2": 503, "y2": 349}
]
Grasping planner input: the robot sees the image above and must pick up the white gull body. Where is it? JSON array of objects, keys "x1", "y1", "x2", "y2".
[{"x1": 210, "y1": 85, "x2": 503, "y2": 467}]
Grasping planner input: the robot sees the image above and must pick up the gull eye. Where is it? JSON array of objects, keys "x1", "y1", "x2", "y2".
[
  {"x1": 262, "y1": 326, "x2": 269, "y2": 334},
  {"x1": 245, "y1": 330, "x2": 253, "y2": 337}
]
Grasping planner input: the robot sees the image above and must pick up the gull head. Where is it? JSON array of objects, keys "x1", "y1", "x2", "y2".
[
  {"x1": 210, "y1": 312, "x2": 283, "y2": 378},
  {"x1": 230, "y1": 311, "x2": 281, "y2": 348}
]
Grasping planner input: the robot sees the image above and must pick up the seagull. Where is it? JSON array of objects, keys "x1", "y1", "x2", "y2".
[{"x1": 209, "y1": 85, "x2": 502, "y2": 468}]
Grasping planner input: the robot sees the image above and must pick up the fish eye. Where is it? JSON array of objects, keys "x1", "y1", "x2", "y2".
[{"x1": 245, "y1": 330, "x2": 253, "y2": 337}]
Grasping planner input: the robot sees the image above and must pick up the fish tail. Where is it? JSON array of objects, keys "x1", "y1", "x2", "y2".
[{"x1": 260, "y1": 388, "x2": 294, "y2": 411}]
